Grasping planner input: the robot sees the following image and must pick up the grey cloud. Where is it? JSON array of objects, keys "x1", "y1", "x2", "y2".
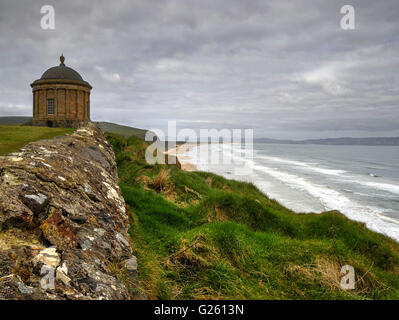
[{"x1": 0, "y1": 0, "x2": 398, "y2": 139}]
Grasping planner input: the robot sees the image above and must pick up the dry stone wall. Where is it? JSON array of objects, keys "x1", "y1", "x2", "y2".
[{"x1": 0, "y1": 122, "x2": 138, "y2": 299}]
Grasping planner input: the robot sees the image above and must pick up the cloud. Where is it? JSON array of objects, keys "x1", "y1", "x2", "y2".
[
  {"x1": 94, "y1": 66, "x2": 134, "y2": 86},
  {"x1": 299, "y1": 66, "x2": 351, "y2": 96},
  {"x1": 0, "y1": 103, "x2": 31, "y2": 116},
  {"x1": 0, "y1": 0, "x2": 398, "y2": 139}
]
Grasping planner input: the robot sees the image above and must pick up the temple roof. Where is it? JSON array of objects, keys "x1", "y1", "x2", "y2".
[{"x1": 40, "y1": 55, "x2": 85, "y2": 82}]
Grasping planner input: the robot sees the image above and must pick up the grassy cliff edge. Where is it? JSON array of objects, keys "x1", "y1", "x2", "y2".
[
  {"x1": 0, "y1": 125, "x2": 75, "y2": 156},
  {"x1": 106, "y1": 132, "x2": 399, "y2": 300}
]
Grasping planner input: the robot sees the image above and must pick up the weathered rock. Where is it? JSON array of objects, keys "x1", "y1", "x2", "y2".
[
  {"x1": 0, "y1": 122, "x2": 138, "y2": 299},
  {"x1": 123, "y1": 256, "x2": 138, "y2": 278},
  {"x1": 33, "y1": 246, "x2": 60, "y2": 268}
]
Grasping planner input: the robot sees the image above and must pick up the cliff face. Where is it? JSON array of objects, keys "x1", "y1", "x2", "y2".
[{"x1": 0, "y1": 123, "x2": 136, "y2": 299}]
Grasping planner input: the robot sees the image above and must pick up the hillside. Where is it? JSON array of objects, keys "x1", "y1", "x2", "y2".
[
  {"x1": 96, "y1": 121, "x2": 149, "y2": 139},
  {"x1": 0, "y1": 116, "x2": 32, "y2": 125},
  {"x1": 0, "y1": 117, "x2": 148, "y2": 138},
  {"x1": 1, "y1": 122, "x2": 399, "y2": 300},
  {"x1": 106, "y1": 132, "x2": 399, "y2": 300},
  {"x1": 0, "y1": 119, "x2": 148, "y2": 156},
  {"x1": 0, "y1": 125, "x2": 75, "y2": 155}
]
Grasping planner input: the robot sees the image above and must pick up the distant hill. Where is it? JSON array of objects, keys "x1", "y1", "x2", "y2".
[
  {"x1": 0, "y1": 116, "x2": 32, "y2": 125},
  {"x1": 301, "y1": 137, "x2": 399, "y2": 146},
  {"x1": 95, "y1": 121, "x2": 149, "y2": 139},
  {"x1": 255, "y1": 137, "x2": 399, "y2": 146}
]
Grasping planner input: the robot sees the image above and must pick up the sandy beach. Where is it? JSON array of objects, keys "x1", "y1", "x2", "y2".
[{"x1": 165, "y1": 143, "x2": 197, "y2": 171}]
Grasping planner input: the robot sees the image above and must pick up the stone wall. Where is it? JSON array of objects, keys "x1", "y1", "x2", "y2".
[{"x1": 0, "y1": 123, "x2": 140, "y2": 299}]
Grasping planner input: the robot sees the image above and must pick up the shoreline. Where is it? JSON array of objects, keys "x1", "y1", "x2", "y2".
[
  {"x1": 165, "y1": 142, "x2": 234, "y2": 172},
  {"x1": 167, "y1": 141, "x2": 399, "y2": 243},
  {"x1": 110, "y1": 133, "x2": 399, "y2": 299},
  {"x1": 165, "y1": 143, "x2": 197, "y2": 171}
]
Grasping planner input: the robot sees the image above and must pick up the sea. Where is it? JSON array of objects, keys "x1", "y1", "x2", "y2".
[{"x1": 181, "y1": 143, "x2": 399, "y2": 241}]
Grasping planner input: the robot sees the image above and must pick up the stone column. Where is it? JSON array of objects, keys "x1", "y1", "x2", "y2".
[
  {"x1": 32, "y1": 91, "x2": 36, "y2": 118},
  {"x1": 88, "y1": 92, "x2": 90, "y2": 120},
  {"x1": 35, "y1": 91, "x2": 38, "y2": 118},
  {"x1": 65, "y1": 89, "x2": 70, "y2": 120},
  {"x1": 39, "y1": 89, "x2": 45, "y2": 118},
  {"x1": 85, "y1": 91, "x2": 89, "y2": 120}
]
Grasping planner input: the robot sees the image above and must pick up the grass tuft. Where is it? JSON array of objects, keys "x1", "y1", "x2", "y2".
[{"x1": 152, "y1": 168, "x2": 171, "y2": 192}]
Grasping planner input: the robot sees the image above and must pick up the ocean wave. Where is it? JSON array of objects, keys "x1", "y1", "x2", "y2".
[
  {"x1": 249, "y1": 153, "x2": 399, "y2": 197},
  {"x1": 358, "y1": 181, "x2": 399, "y2": 196},
  {"x1": 182, "y1": 144, "x2": 399, "y2": 241},
  {"x1": 257, "y1": 155, "x2": 346, "y2": 176},
  {"x1": 249, "y1": 163, "x2": 399, "y2": 241}
]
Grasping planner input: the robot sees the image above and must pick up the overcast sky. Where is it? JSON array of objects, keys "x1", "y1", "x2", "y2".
[{"x1": 0, "y1": 0, "x2": 398, "y2": 139}]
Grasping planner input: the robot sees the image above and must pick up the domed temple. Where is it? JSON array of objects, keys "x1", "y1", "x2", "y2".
[{"x1": 31, "y1": 55, "x2": 92, "y2": 128}]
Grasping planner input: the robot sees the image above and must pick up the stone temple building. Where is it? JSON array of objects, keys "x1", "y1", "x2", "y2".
[{"x1": 31, "y1": 55, "x2": 92, "y2": 127}]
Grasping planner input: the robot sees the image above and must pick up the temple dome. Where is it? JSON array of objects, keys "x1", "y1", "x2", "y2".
[{"x1": 40, "y1": 55, "x2": 84, "y2": 82}]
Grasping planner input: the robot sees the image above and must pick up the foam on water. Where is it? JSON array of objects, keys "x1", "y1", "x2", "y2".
[
  {"x1": 257, "y1": 155, "x2": 347, "y2": 176},
  {"x1": 251, "y1": 164, "x2": 399, "y2": 241},
  {"x1": 357, "y1": 181, "x2": 399, "y2": 196},
  {"x1": 182, "y1": 143, "x2": 399, "y2": 241}
]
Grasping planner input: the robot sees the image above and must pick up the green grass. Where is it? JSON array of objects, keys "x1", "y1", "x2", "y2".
[
  {"x1": 106, "y1": 132, "x2": 399, "y2": 300},
  {"x1": 96, "y1": 121, "x2": 149, "y2": 139},
  {"x1": 0, "y1": 125, "x2": 75, "y2": 155}
]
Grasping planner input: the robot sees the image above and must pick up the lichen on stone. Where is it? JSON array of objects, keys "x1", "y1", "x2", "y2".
[{"x1": 0, "y1": 122, "x2": 137, "y2": 300}]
